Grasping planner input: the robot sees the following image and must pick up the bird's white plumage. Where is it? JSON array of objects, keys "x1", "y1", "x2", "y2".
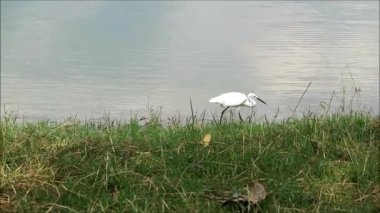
[
  {"x1": 209, "y1": 92, "x2": 266, "y2": 122},
  {"x1": 209, "y1": 92, "x2": 248, "y2": 106},
  {"x1": 209, "y1": 92, "x2": 265, "y2": 107}
]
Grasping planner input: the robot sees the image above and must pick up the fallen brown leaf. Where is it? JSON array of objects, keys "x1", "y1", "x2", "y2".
[
  {"x1": 247, "y1": 181, "x2": 267, "y2": 204},
  {"x1": 217, "y1": 181, "x2": 268, "y2": 212}
]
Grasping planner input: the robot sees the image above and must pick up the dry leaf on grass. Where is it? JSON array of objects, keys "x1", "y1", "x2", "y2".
[
  {"x1": 200, "y1": 133, "x2": 212, "y2": 147},
  {"x1": 247, "y1": 181, "x2": 267, "y2": 204},
  {"x1": 218, "y1": 181, "x2": 268, "y2": 211}
]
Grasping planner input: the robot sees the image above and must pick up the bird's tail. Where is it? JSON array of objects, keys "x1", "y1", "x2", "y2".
[{"x1": 209, "y1": 96, "x2": 220, "y2": 103}]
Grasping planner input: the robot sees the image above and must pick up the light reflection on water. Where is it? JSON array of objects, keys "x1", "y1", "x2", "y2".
[{"x1": 1, "y1": 1, "x2": 379, "y2": 121}]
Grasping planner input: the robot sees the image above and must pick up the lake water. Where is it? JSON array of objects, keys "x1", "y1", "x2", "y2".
[{"x1": 1, "y1": 1, "x2": 379, "y2": 121}]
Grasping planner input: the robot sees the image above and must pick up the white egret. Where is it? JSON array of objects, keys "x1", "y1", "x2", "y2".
[{"x1": 209, "y1": 92, "x2": 267, "y2": 123}]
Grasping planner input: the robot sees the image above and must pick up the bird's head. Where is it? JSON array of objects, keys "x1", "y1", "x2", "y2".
[{"x1": 248, "y1": 93, "x2": 267, "y2": 105}]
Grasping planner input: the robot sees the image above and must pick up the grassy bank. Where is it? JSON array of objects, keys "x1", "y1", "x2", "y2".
[{"x1": 1, "y1": 111, "x2": 379, "y2": 212}]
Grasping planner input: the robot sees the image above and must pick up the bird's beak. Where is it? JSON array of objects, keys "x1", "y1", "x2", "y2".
[{"x1": 257, "y1": 97, "x2": 267, "y2": 105}]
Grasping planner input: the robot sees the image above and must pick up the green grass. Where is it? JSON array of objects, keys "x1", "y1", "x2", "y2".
[{"x1": 1, "y1": 111, "x2": 379, "y2": 212}]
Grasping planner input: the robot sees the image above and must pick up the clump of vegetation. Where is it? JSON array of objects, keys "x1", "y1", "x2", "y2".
[{"x1": 1, "y1": 108, "x2": 379, "y2": 212}]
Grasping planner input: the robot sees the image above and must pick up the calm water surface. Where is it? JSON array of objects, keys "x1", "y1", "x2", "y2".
[{"x1": 1, "y1": 1, "x2": 379, "y2": 121}]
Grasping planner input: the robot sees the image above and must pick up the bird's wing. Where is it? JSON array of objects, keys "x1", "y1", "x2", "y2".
[{"x1": 221, "y1": 92, "x2": 247, "y2": 106}]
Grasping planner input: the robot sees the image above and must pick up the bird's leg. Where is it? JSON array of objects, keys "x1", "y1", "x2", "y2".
[
  {"x1": 220, "y1": 106, "x2": 230, "y2": 124},
  {"x1": 237, "y1": 107, "x2": 244, "y2": 122},
  {"x1": 239, "y1": 112, "x2": 244, "y2": 122}
]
